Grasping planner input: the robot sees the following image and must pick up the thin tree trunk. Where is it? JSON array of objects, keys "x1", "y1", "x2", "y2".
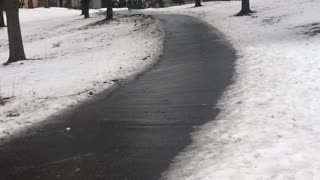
[
  {"x1": 81, "y1": 0, "x2": 85, "y2": 15},
  {"x1": 44, "y1": 0, "x2": 49, "y2": 8},
  {"x1": 127, "y1": 0, "x2": 132, "y2": 10},
  {"x1": 83, "y1": 0, "x2": 90, "y2": 18},
  {"x1": 0, "y1": 11, "x2": 5, "y2": 28},
  {"x1": 106, "y1": 0, "x2": 113, "y2": 20},
  {"x1": 67, "y1": 0, "x2": 72, "y2": 8},
  {"x1": 159, "y1": 0, "x2": 164, "y2": 8},
  {"x1": 194, "y1": 0, "x2": 201, "y2": 7},
  {"x1": 6, "y1": 8, "x2": 26, "y2": 63},
  {"x1": 28, "y1": 0, "x2": 34, "y2": 8},
  {"x1": 237, "y1": 0, "x2": 254, "y2": 16},
  {"x1": 19, "y1": 0, "x2": 25, "y2": 8}
]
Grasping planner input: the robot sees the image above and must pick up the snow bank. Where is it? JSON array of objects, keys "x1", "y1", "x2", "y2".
[
  {"x1": 147, "y1": 0, "x2": 320, "y2": 179},
  {"x1": 0, "y1": 8, "x2": 164, "y2": 142}
]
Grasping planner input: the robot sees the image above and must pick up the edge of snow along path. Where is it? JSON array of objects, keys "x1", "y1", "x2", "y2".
[
  {"x1": 144, "y1": 0, "x2": 320, "y2": 180},
  {"x1": 0, "y1": 9, "x2": 165, "y2": 144}
]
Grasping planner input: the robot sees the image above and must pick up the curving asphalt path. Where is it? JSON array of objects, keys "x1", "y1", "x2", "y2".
[{"x1": 0, "y1": 15, "x2": 235, "y2": 180}]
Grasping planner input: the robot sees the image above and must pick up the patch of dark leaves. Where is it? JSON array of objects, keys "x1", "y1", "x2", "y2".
[
  {"x1": 111, "y1": 79, "x2": 119, "y2": 83},
  {"x1": 0, "y1": 96, "x2": 12, "y2": 106},
  {"x1": 6, "y1": 110, "x2": 20, "y2": 117},
  {"x1": 295, "y1": 23, "x2": 320, "y2": 37},
  {"x1": 261, "y1": 16, "x2": 282, "y2": 25},
  {"x1": 79, "y1": 13, "x2": 153, "y2": 30},
  {"x1": 79, "y1": 18, "x2": 121, "y2": 30}
]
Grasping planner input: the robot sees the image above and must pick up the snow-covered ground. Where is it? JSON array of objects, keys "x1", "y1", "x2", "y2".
[
  {"x1": 0, "y1": 8, "x2": 164, "y2": 142},
  {"x1": 145, "y1": 0, "x2": 320, "y2": 179}
]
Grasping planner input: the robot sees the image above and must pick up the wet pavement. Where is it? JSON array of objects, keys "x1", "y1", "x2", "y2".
[{"x1": 0, "y1": 15, "x2": 235, "y2": 180}]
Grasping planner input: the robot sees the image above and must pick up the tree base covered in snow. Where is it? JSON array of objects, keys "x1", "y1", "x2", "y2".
[{"x1": 0, "y1": 8, "x2": 164, "y2": 143}]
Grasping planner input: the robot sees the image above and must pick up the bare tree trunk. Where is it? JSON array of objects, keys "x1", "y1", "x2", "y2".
[
  {"x1": 80, "y1": 0, "x2": 86, "y2": 15},
  {"x1": 6, "y1": 8, "x2": 26, "y2": 64},
  {"x1": 67, "y1": 0, "x2": 72, "y2": 8},
  {"x1": 80, "y1": 0, "x2": 85, "y2": 15},
  {"x1": 106, "y1": 0, "x2": 113, "y2": 20},
  {"x1": 127, "y1": 0, "x2": 132, "y2": 10},
  {"x1": 28, "y1": 0, "x2": 34, "y2": 8},
  {"x1": 44, "y1": 0, "x2": 49, "y2": 8},
  {"x1": 194, "y1": 0, "x2": 201, "y2": 7},
  {"x1": 237, "y1": 0, "x2": 254, "y2": 16},
  {"x1": 159, "y1": 0, "x2": 164, "y2": 8},
  {"x1": 83, "y1": 0, "x2": 90, "y2": 18},
  {"x1": 19, "y1": 0, "x2": 25, "y2": 8},
  {"x1": 0, "y1": 11, "x2": 5, "y2": 28}
]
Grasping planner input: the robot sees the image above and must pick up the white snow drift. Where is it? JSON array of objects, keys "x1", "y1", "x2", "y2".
[
  {"x1": 0, "y1": 8, "x2": 164, "y2": 142},
  {"x1": 147, "y1": 0, "x2": 320, "y2": 179}
]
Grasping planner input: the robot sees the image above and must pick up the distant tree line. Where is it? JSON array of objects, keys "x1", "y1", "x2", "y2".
[{"x1": 0, "y1": 0, "x2": 254, "y2": 65}]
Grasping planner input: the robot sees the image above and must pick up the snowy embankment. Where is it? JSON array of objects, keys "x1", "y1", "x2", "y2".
[
  {"x1": 147, "y1": 0, "x2": 320, "y2": 179},
  {"x1": 0, "y1": 8, "x2": 164, "y2": 142}
]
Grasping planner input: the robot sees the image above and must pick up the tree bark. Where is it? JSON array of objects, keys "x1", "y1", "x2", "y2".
[
  {"x1": 83, "y1": 0, "x2": 90, "y2": 18},
  {"x1": 194, "y1": 0, "x2": 201, "y2": 7},
  {"x1": 127, "y1": 0, "x2": 132, "y2": 10},
  {"x1": 28, "y1": 0, "x2": 33, "y2": 8},
  {"x1": 81, "y1": 0, "x2": 85, "y2": 15},
  {"x1": 0, "y1": 11, "x2": 5, "y2": 28},
  {"x1": 106, "y1": 0, "x2": 113, "y2": 20},
  {"x1": 237, "y1": 0, "x2": 254, "y2": 16},
  {"x1": 6, "y1": 8, "x2": 26, "y2": 63},
  {"x1": 159, "y1": 0, "x2": 164, "y2": 8},
  {"x1": 67, "y1": 0, "x2": 72, "y2": 8},
  {"x1": 44, "y1": 0, "x2": 49, "y2": 8},
  {"x1": 19, "y1": 0, "x2": 25, "y2": 8}
]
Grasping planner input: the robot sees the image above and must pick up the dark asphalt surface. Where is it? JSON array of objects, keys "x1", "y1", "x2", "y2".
[{"x1": 0, "y1": 15, "x2": 235, "y2": 180}]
